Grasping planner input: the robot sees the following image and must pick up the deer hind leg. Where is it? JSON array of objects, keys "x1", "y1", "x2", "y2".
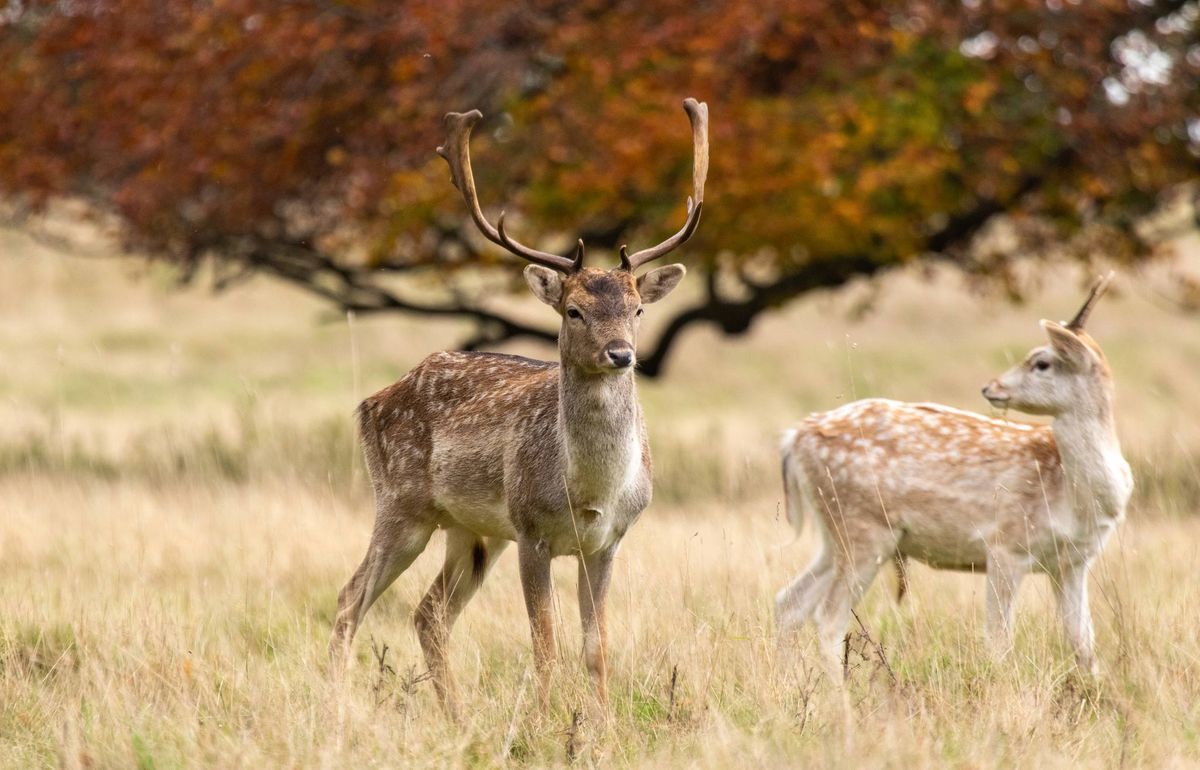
[
  {"x1": 415, "y1": 527, "x2": 509, "y2": 717},
  {"x1": 329, "y1": 498, "x2": 436, "y2": 675},
  {"x1": 893, "y1": 554, "x2": 910, "y2": 602},
  {"x1": 775, "y1": 545, "x2": 835, "y2": 642},
  {"x1": 810, "y1": 535, "x2": 892, "y2": 687}
]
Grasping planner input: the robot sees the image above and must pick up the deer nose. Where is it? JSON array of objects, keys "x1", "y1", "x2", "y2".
[
  {"x1": 604, "y1": 343, "x2": 635, "y2": 369},
  {"x1": 981, "y1": 381, "x2": 1009, "y2": 405}
]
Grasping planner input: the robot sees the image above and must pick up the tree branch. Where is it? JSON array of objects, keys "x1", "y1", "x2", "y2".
[
  {"x1": 636, "y1": 254, "x2": 882, "y2": 377},
  {"x1": 216, "y1": 235, "x2": 559, "y2": 348}
]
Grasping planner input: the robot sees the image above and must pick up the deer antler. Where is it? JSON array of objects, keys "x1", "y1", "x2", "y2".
[
  {"x1": 1065, "y1": 271, "x2": 1115, "y2": 331},
  {"x1": 437, "y1": 110, "x2": 583, "y2": 273},
  {"x1": 620, "y1": 98, "x2": 710, "y2": 272}
]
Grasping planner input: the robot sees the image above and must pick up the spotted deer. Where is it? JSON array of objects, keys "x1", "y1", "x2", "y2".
[
  {"x1": 329, "y1": 99, "x2": 709, "y2": 714},
  {"x1": 776, "y1": 274, "x2": 1130, "y2": 680}
]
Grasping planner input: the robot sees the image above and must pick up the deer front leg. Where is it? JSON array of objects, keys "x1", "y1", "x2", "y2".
[
  {"x1": 984, "y1": 551, "x2": 1027, "y2": 659},
  {"x1": 518, "y1": 536, "x2": 556, "y2": 709},
  {"x1": 578, "y1": 546, "x2": 616, "y2": 707},
  {"x1": 1054, "y1": 560, "x2": 1098, "y2": 676}
]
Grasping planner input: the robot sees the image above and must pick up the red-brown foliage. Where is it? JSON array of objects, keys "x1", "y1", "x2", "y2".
[{"x1": 1, "y1": 1, "x2": 1196, "y2": 372}]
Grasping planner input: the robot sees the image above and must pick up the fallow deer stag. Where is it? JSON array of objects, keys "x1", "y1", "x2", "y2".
[
  {"x1": 776, "y1": 274, "x2": 1130, "y2": 680},
  {"x1": 329, "y1": 99, "x2": 709, "y2": 714}
]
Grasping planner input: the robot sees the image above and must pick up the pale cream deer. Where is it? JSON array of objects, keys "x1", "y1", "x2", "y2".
[
  {"x1": 776, "y1": 274, "x2": 1130, "y2": 680},
  {"x1": 329, "y1": 99, "x2": 709, "y2": 714}
]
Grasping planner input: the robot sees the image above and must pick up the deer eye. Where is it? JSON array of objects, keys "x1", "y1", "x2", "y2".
[
  {"x1": 635, "y1": 307, "x2": 644, "y2": 317},
  {"x1": 566, "y1": 307, "x2": 582, "y2": 320},
  {"x1": 1034, "y1": 360, "x2": 1051, "y2": 372}
]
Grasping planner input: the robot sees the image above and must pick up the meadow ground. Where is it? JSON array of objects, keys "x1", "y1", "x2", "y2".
[{"x1": 2, "y1": 215, "x2": 1200, "y2": 768}]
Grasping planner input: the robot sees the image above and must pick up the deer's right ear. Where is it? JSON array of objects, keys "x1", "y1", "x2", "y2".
[
  {"x1": 1041, "y1": 319, "x2": 1094, "y2": 368},
  {"x1": 524, "y1": 265, "x2": 563, "y2": 307}
]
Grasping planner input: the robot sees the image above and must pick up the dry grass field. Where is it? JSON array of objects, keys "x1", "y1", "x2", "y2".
[{"x1": 3, "y1": 214, "x2": 1200, "y2": 768}]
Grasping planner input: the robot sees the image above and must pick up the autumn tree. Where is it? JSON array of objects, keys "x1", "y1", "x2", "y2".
[{"x1": 1, "y1": 0, "x2": 1196, "y2": 374}]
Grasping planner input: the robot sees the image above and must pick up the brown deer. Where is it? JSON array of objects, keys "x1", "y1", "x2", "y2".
[
  {"x1": 776, "y1": 274, "x2": 1131, "y2": 681},
  {"x1": 329, "y1": 99, "x2": 709, "y2": 714}
]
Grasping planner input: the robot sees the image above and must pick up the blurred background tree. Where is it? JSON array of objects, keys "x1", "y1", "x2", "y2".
[{"x1": 1, "y1": 0, "x2": 1196, "y2": 375}]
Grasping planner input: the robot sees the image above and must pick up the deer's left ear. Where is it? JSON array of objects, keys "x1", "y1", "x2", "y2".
[
  {"x1": 636, "y1": 264, "x2": 686, "y2": 304},
  {"x1": 1041, "y1": 320, "x2": 1094, "y2": 368}
]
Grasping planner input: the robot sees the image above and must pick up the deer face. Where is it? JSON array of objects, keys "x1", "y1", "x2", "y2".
[
  {"x1": 982, "y1": 321, "x2": 1113, "y2": 416},
  {"x1": 982, "y1": 274, "x2": 1116, "y2": 417},
  {"x1": 525, "y1": 264, "x2": 685, "y2": 374}
]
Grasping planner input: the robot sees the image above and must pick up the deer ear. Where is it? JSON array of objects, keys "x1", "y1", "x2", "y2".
[
  {"x1": 524, "y1": 265, "x2": 563, "y2": 307},
  {"x1": 1041, "y1": 319, "x2": 1094, "y2": 368},
  {"x1": 636, "y1": 264, "x2": 686, "y2": 304}
]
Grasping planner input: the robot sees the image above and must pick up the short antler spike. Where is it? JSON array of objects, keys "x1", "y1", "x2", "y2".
[
  {"x1": 621, "y1": 98, "x2": 709, "y2": 272},
  {"x1": 1065, "y1": 271, "x2": 1115, "y2": 331},
  {"x1": 438, "y1": 111, "x2": 582, "y2": 273}
]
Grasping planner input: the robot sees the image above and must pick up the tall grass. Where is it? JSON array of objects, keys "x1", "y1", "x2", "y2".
[{"x1": 5, "y1": 473, "x2": 1200, "y2": 768}]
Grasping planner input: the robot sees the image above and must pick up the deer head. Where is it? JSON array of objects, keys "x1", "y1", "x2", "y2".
[
  {"x1": 438, "y1": 99, "x2": 708, "y2": 374},
  {"x1": 982, "y1": 273, "x2": 1116, "y2": 416}
]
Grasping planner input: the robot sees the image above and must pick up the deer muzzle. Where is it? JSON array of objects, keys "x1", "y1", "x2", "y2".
[
  {"x1": 981, "y1": 380, "x2": 1010, "y2": 408},
  {"x1": 602, "y1": 341, "x2": 635, "y2": 370}
]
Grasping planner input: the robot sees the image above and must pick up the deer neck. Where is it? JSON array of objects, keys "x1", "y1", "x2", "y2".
[
  {"x1": 1050, "y1": 395, "x2": 1130, "y2": 520},
  {"x1": 557, "y1": 365, "x2": 643, "y2": 511}
]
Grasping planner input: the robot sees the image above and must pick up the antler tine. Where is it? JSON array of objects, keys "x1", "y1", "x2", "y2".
[
  {"x1": 620, "y1": 97, "x2": 709, "y2": 272},
  {"x1": 437, "y1": 110, "x2": 582, "y2": 273},
  {"x1": 1065, "y1": 270, "x2": 1116, "y2": 331}
]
